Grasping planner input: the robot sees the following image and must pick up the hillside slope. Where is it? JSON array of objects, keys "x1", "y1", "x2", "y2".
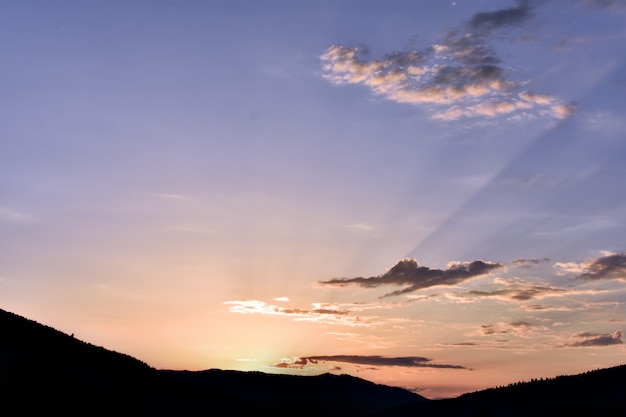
[{"x1": 0, "y1": 308, "x2": 421, "y2": 416}]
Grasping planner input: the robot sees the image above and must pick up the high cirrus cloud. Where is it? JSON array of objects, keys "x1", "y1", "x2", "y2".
[
  {"x1": 274, "y1": 355, "x2": 467, "y2": 370},
  {"x1": 318, "y1": 258, "x2": 504, "y2": 298},
  {"x1": 320, "y1": 1, "x2": 575, "y2": 120}
]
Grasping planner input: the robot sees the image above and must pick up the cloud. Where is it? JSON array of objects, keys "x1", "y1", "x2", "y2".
[
  {"x1": 321, "y1": 2, "x2": 575, "y2": 120},
  {"x1": 582, "y1": 0, "x2": 626, "y2": 10},
  {"x1": 520, "y1": 304, "x2": 574, "y2": 312},
  {"x1": 274, "y1": 355, "x2": 467, "y2": 370},
  {"x1": 477, "y1": 321, "x2": 546, "y2": 338},
  {"x1": 453, "y1": 275, "x2": 607, "y2": 304},
  {"x1": 468, "y1": 1, "x2": 534, "y2": 34},
  {"x1": 561, "y1": 330, "x2": 624, "y2": 347},
  {"x1": 318, "y1": 258, "x2": 504, "y2": 298},
  {"x1": 225, "y1": 300, "x2": 347, "y2": 316},
  {"x1": 512, "y1": 258, "x2": 550, "y2": 268},
  {"x1": 479, "y1": 324, "x2": 500, "y2": 335},
  {"x1": 224, "y1": 300, "x2": 392, "y2": 327},
  {"x1": 462, "y1": 283, "x2": 567, "y2": 301},
  {"x1": 439, "y1": 342, "x2": 479, "y2": 346},
  {"x1": 578, "y1": 252, "x2": 626, "y2": 281},
  {"x1": 555, "y1": 253, "x2": 626, "y2": 281}
]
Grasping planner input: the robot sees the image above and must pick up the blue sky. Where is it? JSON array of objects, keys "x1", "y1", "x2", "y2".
[{"x1": 2, "y1": 0, "x2": 626, "y2": 398}]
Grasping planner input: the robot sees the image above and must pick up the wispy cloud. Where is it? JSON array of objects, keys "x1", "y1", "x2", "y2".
[
  {"x1": 274, "y1": 355, "x2": 468, "y2": 370},
  {"x1": 520, "y1": 304, "x2": 574, "y2": 312},
  {"x1": 476, "y1": 321, "x2": 547, "y2": 338},
  {"x1": 512, "y1": 258, "x2": 550, "y2": 268},
  {"x1": 224, "y1": 299, "x2": 390, "y2": 327},
  {"x1": 560, "y1": 330, "x2": 624, "y2": 347},
  {"x1": 320, "y1": 1, "x2": 575, "y2": 120},
  {"x1": 582, "y1": 0, "x2": 626, "y2": 10},
  {"x1": 459, "y1": 282, "x2": 568, "y2": 301},
  {"x1": 439, "y1": 342, "x2": 479, "y2": 347},
  {"x1": 318, "y1": 258, "x2": 504, "y2": 298},
  {"x1": 225, "y1": 300, "x2": 347, "y2": 316}
]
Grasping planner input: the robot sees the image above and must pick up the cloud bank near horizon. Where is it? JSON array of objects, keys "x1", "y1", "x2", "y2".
[
  {"x1": 274, "y1": 354, "x2": 468, "y2": 370},
  {"x1": 320, "y1": 1, "x2": 575, "y2": 121}
]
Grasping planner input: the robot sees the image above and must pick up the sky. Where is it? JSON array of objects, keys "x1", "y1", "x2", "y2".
[{"x1": 2, "y1": 0, "x2": 626, "y2": 399}]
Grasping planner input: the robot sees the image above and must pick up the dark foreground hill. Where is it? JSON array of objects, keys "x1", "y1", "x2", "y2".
[
  {"x1": 1, "y1": 307, "x2": 624, "y2": 417},
  {"x1": 0, "y1": 308, "x2": 421, "y2": 416}
]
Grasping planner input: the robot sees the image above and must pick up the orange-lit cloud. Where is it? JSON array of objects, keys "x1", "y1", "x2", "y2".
[
  {"x1": 476, "y1": 321, "x2": 548, "y2": 338},
  {"x1": 555, "y1": 252, "x2": 626, "y2": 281},
  {"x1": 321, "y1": 2, "x2": 575, "y2": 120},
  {"x1": 578, "y1": 253, "x2": 626, "y2": 281},
  {"x1": 223, "y1": 300, "x2": 389, "y2": 327}
]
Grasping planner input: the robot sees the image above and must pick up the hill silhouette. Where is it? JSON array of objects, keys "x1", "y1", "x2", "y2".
[
  {"x1": 377, "y1": 364, "x2": 625, "y2": 417},
  {"x1": 1, "y1": 307, "x2": 624, "y2": 416},
  {"x1": 0, "y1": 308, "x2": 421, "y2": 416}
]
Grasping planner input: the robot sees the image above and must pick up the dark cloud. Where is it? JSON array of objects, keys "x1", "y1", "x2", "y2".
[
  {"x1": 524, "y1": 304, "x2": 550, "y2": 310},
  {"x1": 578, "y1": 253, "x2": 626, "y2": 281},
  {"x1": 465, "y1": 284, "x2": 566, "y2": 301},
  {"x1": 479, "y1": 321, "x2": 540, "y2": 337},
  {"x1": 469, "y1": 1, "x2": 534, "y2": 34},
  {"x1": 562, "y1": 330, "x2": 623, "y2": 347},
  {"x1": 512, "y1": 258, "x2": 550, "y2": 268},
  {"x1": 275, "y1": 355, "x2": 467, "y2": 370},
  {"x1": 480, "y1": 324, "x2": 501, "y2": 335},
  {"x1": 509, "y1": 321, "x2": 532, "y2": 327},
  {"x1": 440, "y1": 342, "x2": 479, "y2": 346},
  {"x1": 319, "y1": 258, "x2": 503, "y2": 298},
  {"x1": 521, "y1": 304, "x2": 572, "y2": 312}
]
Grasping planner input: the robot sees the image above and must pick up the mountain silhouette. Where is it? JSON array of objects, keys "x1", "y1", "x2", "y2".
[{"x1": 1, "y1": 307, "x2": 623, "y2": 416}]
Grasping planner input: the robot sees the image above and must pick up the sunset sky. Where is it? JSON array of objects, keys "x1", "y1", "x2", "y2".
[{"x1": 2, "y1": 0, "x2": 626, "y2": 399}]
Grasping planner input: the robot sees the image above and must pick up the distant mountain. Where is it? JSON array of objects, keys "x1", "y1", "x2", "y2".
[
  {"x1": 373, "y1": 364, "x2": 626, "y2": 417},
  {"x1": 0, "y1": 308, "x2": 421, "y2": 416}
]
